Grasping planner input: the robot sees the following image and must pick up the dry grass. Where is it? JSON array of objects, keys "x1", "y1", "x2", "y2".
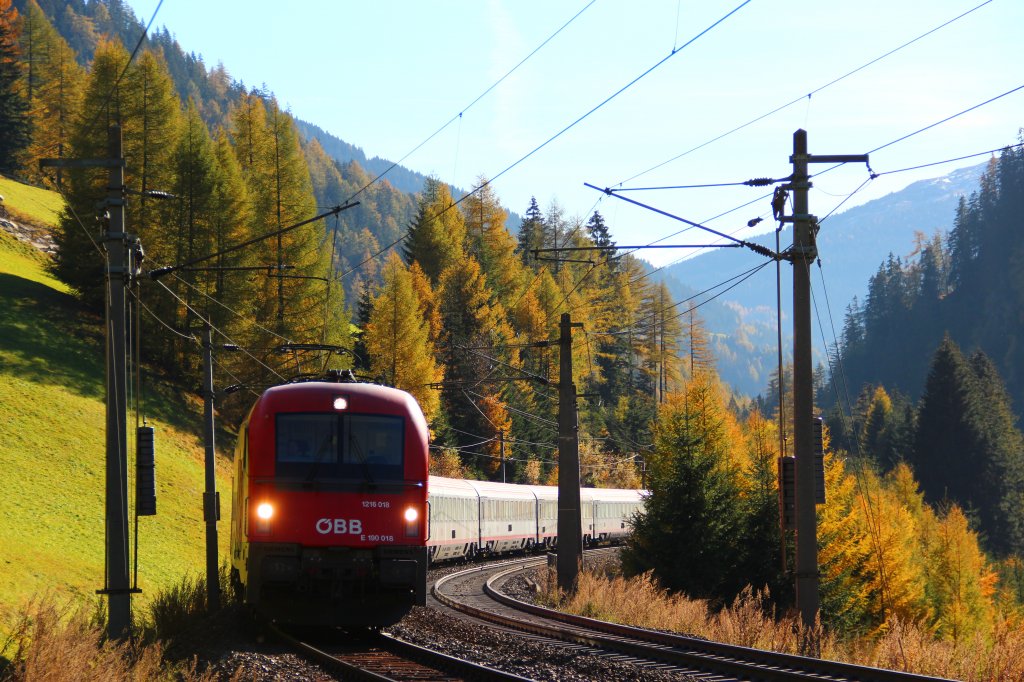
[
  {"x1": 0, "y1": 571, "x2": 236, "y2": 682},
  {"x1": 543, "y1": 566, "x2": 1024, "y2": 681}
]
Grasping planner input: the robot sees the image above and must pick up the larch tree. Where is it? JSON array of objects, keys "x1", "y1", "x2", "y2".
[
  {"x1": 737, "y1": 409, "x2": 785, "y2": 596},
  {"x1": 53, "y1": 41, "x2": 182, "y2": 308},
  {"x1": 0, "y1": 0, "x2": 29, "y2": 174},
  {"x1": 638, "y1": 282, "x2": 685, "y2": 403},
  {"x1": 365, "y1": 252, "x2": 441, "y2": 422},
  {"x1": 922, "y1": 504, "x2": 996, "y2": 642},
  {"x1": 230, "y1": 93, "x2": 324, "y2": 353},
  {"x1": 462, "y1": 176, "x2": 524, "y2": 303},
  {"x1": 852, "y1": 466, "x2": 930, "y2": 633},
  {"x1": 120, "y1": 49, "x2": 182, "y2": 260},
  {"x1": 16, "y1": 0, "x2": 83, "y2": 184},
  {"x1": 436, "y1": 256, "x2": 513, "y2": 472},
  {"x1": 817, "y1": 454, "x2": 874, "y2": 635}
]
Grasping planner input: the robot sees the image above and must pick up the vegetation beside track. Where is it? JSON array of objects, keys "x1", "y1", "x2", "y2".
[
  {"x1": 543, "y1": 564, "x2": 1024, "y2": 681},
  {"x1": 0, "y1": 181, "x2": 233, "y2": 637}
]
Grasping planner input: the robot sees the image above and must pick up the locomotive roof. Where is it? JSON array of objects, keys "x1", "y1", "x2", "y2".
[{"x1": 257, "y1": 381, "x2": 420, "y2": 412}]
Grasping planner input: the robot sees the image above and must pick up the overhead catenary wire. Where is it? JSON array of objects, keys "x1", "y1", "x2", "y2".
[
  {"x1": 150, "y1": 278, "x2": 287, "y2": 382},
  {"x1": 871, "y1": 142, "x2": 1024, "y2": 178},
  {"x1": 616, "y1": 0, "x2": 995, "y2": 186},
  {"x1": 341, "y1": 0, "x2": 753, "y2": 282},
  {"x1": 343, "y1": 0, "x2": 597, "y2": 208},
  {"x1": 74, "y1": 0, "x2": 166, "y2": 148},
  {"x1": 867, "y1": 83, "x2": 1024, "y2": 157}
]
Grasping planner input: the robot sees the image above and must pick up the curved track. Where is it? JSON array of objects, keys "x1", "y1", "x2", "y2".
[{"x1": 432, "y1": 553, "x2": 958, "y2": 682}]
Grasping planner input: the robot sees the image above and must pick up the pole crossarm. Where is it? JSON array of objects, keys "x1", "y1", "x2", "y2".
[
  {"x1": 179, "y1": 264, "x2": 295, "y2": 273},
  {"x1": 148, "y1": 201, "x2": 359, "y2": 280},
  {"x1": 584, "y1": 182, "x2": 778, "y2": 260},
  {"x1": 40, "y1": 157, "x2": 125, "y2": 168},
  {"x1": 426, "y1": 375, "x2": 552, "y2": 390}
]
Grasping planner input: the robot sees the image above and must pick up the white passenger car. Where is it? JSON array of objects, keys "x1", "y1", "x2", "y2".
[{"x1": 426, "y1": 476, "x2": 645, "y2": 562}]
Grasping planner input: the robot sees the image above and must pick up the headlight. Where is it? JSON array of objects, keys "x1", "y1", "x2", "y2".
[
  {"x1": 257, "y1": 502, "x2": 274, "y2": 520},
  {"x1": 404, "y1": 506, "x2": 420, "y2": 537}
]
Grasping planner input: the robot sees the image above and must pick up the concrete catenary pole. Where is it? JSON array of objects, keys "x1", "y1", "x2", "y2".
[
  {"x1": 789, "y1": 129, "x2": 869, "y2": 629},
  {"x1": 790, "y1": 129, "x2": 819, "y2": 628},
  {"x1": 103, "y1": 124, "x2": 131, "y2": 639},
  {"x1": 202, "y1": 322, "x2": 221, "y2": 610},
  {"x1": 557, "y1": 313, "x2": 583, "y2": 592}
]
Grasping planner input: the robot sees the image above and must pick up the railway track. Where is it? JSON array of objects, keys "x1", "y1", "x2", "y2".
[
  {"x1": 271, "y1": 621, "x2": 531, "y2": 681},
  {"x1": 431, "y1": 551, "x2": 959, "y2": 682}
]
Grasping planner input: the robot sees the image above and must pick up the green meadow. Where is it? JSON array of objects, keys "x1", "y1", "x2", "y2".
[{"x1": 0, "y1": 179, "x2": 233, "y2": 634}]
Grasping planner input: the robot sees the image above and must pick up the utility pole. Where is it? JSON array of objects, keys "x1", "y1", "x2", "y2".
[
  {"x1": 499, "y1": 431, "x2": 506, "y2": 483},
  {"x1": 787, "y1": 129, "x2": 868, "y2": 630},
  {"x1": 557, "y1": 313, "x2": 583, "y2": 593},
  {"x1": 43, "y1": 126, "x2": 135, "y2": 639},
  {"x1": 202, "y1": 323, "x2": 220, "y2": 610},
  {"x1": 790, "y1": 129, "x2": 817, "y2": 630},
  {"x1": 103, "y1": 125, "x2": 131, "y2": 639}
]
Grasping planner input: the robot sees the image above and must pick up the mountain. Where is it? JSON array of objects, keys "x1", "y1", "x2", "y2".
[
  {"x1": 17, "y1": 0, "x2": 522, "y2": 239},
  {"x1": 652, "y1": 162, "x2": 986, "y2": 397},
  {"x1": 295, "y1": 119, "x2": 522, "y2": 232}
]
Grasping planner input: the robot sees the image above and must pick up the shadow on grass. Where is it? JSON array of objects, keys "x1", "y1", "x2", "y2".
[
  {"x1": 0, "y1": 272, "x2": 105, "y2": 400},
  {"x1": 0, "y1": 272, "x2": 238, "y2": 454}
]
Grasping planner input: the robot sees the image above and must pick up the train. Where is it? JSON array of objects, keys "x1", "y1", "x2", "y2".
[{"x1": 229, "y1": 377, "x2": 645, "y2": 627}]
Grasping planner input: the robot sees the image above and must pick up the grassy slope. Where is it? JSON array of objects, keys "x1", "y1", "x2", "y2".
[
  {"x1": 0, "y1": 182, "x2": 233, "y2": 632},
  {"x1": 0, "y1": 175, "x2": 63, "y2": 227}
]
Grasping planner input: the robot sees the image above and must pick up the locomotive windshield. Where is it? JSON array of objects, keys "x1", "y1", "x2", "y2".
[{"x1": 275, "y1": 413, "x2": 405, "y2": 481}]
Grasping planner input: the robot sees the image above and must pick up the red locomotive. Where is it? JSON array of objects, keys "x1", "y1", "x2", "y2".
[{"x1": 229, "y1": 375, "x2": 430, "y2": 627}]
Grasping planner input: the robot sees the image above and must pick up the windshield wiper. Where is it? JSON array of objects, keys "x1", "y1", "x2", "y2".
[
  {"x1": 347, "y1": 431, "x2": 377, "y2": 490},
  {"x1": 303, "y1": 431, "x2": 337, "y2": 485}
]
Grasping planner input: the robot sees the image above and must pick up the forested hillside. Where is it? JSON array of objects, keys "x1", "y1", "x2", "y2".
[
  {"x1": 820, "y1": 144, "x2": 1024, "y2": 560},
  {"x1": 10, "y1": 0, "x2": 514, "y2": 307},
  {"x1": 4, "y1": 0, "x2": 1024, "y2": 658},
  {"x1": 827, "y1": 147, "x2": 1024, "y2": 414},
  {"x1": 656, "y1": 162, "x2": 986, "y2": 397}
]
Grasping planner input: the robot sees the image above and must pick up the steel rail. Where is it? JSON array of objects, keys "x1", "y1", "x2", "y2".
[
  {"x1": 434, "y1": 556, "x2": 958, "y2": 682},
  {"x1": 271, "y1": 621, "x2": 530, "y2": 682}
]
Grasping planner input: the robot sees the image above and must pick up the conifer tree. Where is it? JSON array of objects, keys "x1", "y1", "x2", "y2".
[
  {"x1": 365, "y1": 252, "x2": 441, "y2": 421},
  {"x1": 0, "y1": 0, "x2": 29, "y2": 173},
  {"x1": 462, "y1": 176, "x2": 524, "y2": 302},
  {"x1": 911, "y1": 335, "x2": 978, "y2": 510},
  {"x1": 966, "y1": 350, "x2": 1024, "y2": 555},
  {"x1": 436, "y1": 256, "x2": 512, "y2": 472},
  {"x1": 585, "y1": 210, "x2": 615, "y2": 265},
  {"x1": 622, "y1": 374, "x2": 746, "y2": 600},
  {"x1": 352, "y1": 279, "x2": 373, "y2": 373},
  {"x1": 16, "y1": 0, "x2": 83, "y2": 183},
  {"x1": 403, "y1": 178, "x2": 466, "y2": 285},
  {"x1": 517, "y1": 196, "x2": 544, "y2": 267}
]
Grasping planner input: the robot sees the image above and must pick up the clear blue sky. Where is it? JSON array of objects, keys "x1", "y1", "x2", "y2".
[{"x1": 128, "y1": 0, "x2": 1022, "y2": 266}]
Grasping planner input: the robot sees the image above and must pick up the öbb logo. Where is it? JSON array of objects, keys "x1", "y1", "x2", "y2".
[{"x1": 316, "y1": 518, "x2": 364, "y2": 535}]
